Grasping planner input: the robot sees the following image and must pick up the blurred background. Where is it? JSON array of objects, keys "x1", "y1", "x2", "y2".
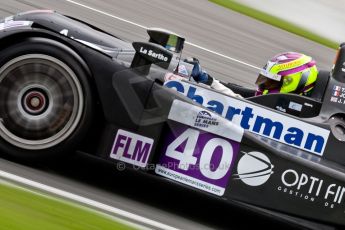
[
  {"x1": 238, "y1": 0, "x2": 345, "y2": 44},
  {"x1": 0, "y1": 1, "x2": 341, "y2": 229}
]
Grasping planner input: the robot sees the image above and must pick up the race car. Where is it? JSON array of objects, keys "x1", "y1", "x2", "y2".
[{"x1": 1, "y1": 10, "x2": 345, "y2": 228}]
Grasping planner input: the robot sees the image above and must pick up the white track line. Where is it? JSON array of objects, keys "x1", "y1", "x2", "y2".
[
  {"x1": 65, "y1": 0, "x2": 261, "y2": 70},
  {"x1": 0, "y1": 169, "x2": 180, "y2": 230}
]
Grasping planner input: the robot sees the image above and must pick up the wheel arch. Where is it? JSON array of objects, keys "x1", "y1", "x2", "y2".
[{"x1": 0, "y1": 31, "x2": 93, "y2": 79}]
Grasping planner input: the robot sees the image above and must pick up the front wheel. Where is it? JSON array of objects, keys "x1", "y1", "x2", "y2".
[{"x1": 0, "y1": 38, "x2": 93, "y2": 160}]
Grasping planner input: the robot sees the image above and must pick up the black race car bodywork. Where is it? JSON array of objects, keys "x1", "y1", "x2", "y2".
[{"x1": 2, "y1": 10, "x2": 345, "y2": 228}]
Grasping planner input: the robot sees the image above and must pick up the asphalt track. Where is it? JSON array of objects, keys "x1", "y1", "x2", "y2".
[{"x1": 0, "y1": 0, "x2": 339, "y2": 229}]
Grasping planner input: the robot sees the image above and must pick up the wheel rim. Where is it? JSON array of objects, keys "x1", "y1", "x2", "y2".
[{"x1": 0, "y1": 54, "x2": 84, "y2": 150}]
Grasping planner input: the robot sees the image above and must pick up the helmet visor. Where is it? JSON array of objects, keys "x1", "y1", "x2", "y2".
[{"x1": 255, "y1": 74, "x2": 282, "y2": 90}]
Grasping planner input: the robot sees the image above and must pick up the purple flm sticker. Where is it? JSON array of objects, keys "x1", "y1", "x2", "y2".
[{"x1": 110, "y1": 129, "x2": 153, "y2": 167}]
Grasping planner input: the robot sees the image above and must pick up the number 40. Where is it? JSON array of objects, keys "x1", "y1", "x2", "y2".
[{"x1": 165, "y1": 128, "x2": 234, "y2": 180}]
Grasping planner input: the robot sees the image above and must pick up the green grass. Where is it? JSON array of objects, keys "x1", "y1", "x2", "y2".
[
  {"x1": 209, "y1": 0, "x2": 338, "y2": 49},
  {"x1": 0, "y1": 181, "x2": 135, "y2": 230}
]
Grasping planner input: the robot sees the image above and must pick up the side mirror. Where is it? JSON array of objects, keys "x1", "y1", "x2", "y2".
[{"x1": 147, "y1": 28, "x2": 185, "y2": 53}]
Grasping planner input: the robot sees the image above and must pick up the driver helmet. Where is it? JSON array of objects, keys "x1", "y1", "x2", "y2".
[{"x1": 255, "y1": 52, "x2": 318, "y2": 96}]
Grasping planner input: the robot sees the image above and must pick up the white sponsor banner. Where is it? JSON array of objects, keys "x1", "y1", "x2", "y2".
[{"x1": 168, "y1": 100, "x2": 244, "y2": 142}]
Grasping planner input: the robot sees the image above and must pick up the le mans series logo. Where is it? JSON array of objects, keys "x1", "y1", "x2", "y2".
[
  {"x1": 234, "y1": 151, "x2": 345, "y2": 209},
  {"x1": 194, "y1": 111, "x2": 219, "y2": 128}
]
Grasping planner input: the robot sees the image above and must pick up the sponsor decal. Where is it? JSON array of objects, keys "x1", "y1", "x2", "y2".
[
  {"x1": 278, "y1": 169, "x2": 345, "y2": 209},
  {"x1": 156, "y1": 123, "x2": 239, "y2": 196},
  {"x1": 168, "y1": 100, "x2": 243, "y2": 142},
  {"x1": 330, "y1": 85, "x2": 345, "y2": 104},
  {"x1": 139, "y1": 47, "x2": 169, "y2": 62},
  {"x1": 110, "y1": 129, "x2": 153, "y2": 167},
  {"x1": 164, "y1": 80, "x2": 330, "y2": 156},
  {"x1": 233, "y1": 151, "x2": 274, "y2": 186},
  {"x1": 194, "y1": 111, "x2": 219, "y2": 128},
  {"x1": 278, "y1": 61, "x2": 302, "y2": 71},
  {"x1": 330, "y1": 96, "x2": 339, "y2": 103},
  {"x1": 288, "y1": 101, "x2": 302, "y2": 112}
]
